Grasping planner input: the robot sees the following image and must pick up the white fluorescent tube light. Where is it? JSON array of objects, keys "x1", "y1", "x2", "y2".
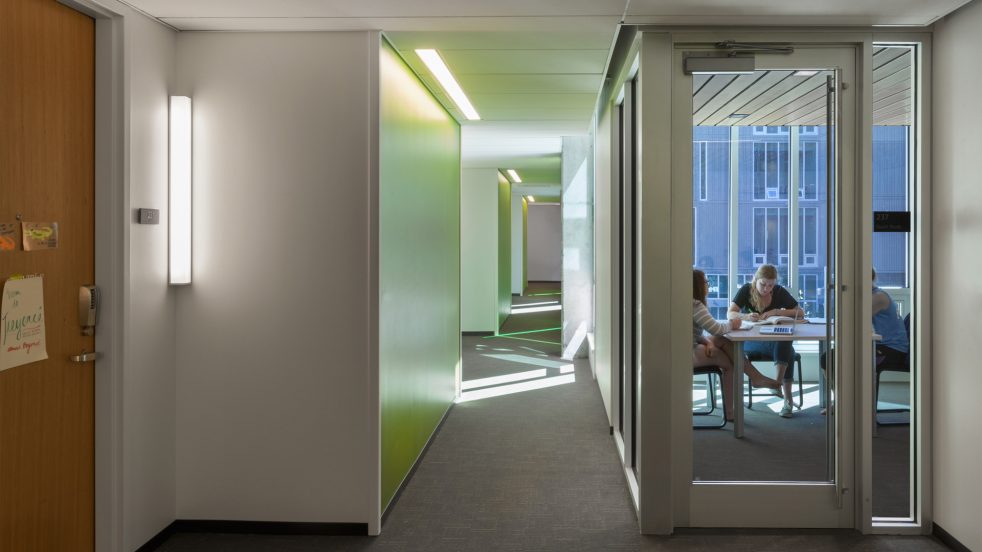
[
  {"x1": 415, "y1": 49, "x2": 480, "y2": 120},
  {"x1": 506, "y1": 169, "x2": 522, "y2": 183},
  {"x1": 170, "y1": 96, "x2": 192, "y2": 285},
  {"x1": 793, "y1": 70, "x2": 820, "y2": 77}
]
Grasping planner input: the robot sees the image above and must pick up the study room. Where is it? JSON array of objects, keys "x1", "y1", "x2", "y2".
[{"x1": 688, "y1": 44, "x2": 918, "y2": 521}]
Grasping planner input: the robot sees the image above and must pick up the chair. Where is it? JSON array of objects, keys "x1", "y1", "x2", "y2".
[
  {"x1": 693, "y1": 365, "x2": 727, "y2": 429},
  {"x1": 875, "y1": 313, "x2": 911, "y2": 426},
  {"x1": 745, "y1": 352, "x2": 804, "y2": 409}
]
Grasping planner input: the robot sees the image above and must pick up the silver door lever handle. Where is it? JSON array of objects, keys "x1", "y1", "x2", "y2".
[{"x1": 70, "y1": 350, "x2": 101, "y2": 363}]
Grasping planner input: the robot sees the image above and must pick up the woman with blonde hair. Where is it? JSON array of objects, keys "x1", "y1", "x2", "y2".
[
  {"x1": 693, "y1": 269, "x2": 781, "y2": 421},
  {"x1": 727, "y1": 264, "x2": 805, "y2": 418}
]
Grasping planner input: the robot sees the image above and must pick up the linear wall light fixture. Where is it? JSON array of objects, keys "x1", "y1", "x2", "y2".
[
  {"x1": 506, "y1": 169, "x2": 522, "y2": 183},
  {"x1": 169, "y1": 96, "x2": 192, "y2": 285},
  {"x1": 415, "y1": 49, "x2": 480, "y2": 120}
]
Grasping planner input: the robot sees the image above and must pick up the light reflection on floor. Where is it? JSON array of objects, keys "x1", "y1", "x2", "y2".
[{"x1": 459, "y1": 352, "x2": 576, "y2": 403}]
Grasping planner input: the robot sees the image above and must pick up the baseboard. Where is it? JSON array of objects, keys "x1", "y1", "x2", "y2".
[
  {"x1": 381, "y1": 401, "x2": 455, "y2": 525},
  {"x1": 136, "y1": 519, "x2": 368, "y2": 550},
  {"x1": 933, "y1": 523, "x2": 973, "y2": 552},
  {"x1": 462, "y1": 331, "x2": 494, "y2": 336}
]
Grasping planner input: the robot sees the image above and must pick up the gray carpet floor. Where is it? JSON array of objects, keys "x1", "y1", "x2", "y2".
[{"x1": 154, "y1": 284, "x2": 943, "y2": 551}]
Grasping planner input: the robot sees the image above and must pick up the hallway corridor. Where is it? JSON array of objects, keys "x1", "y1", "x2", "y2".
[{"x1": 155, "y1": 286, "x2": 949, "y2": 551}]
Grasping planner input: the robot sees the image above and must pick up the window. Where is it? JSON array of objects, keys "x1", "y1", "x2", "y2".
[
  {"x1": 800, "y1": 125, "x2": 819, "y2": 135},
  {"x1": 753, "y1": 142, "x2": 789, "y2": 200},
  {"x1": 799, "y1": 207, "x2": 818, "y2": 265},
  {"x1": 800, "y1": 141, "x2": 819, "y2": 200},
  {"x1": 753, "y1": 126, "x2": 789, "y2": 135},
  {"x1": 695, "y1": 141, "x2": 708, "y2": 200},
  {"x1": 706, "y1": 274, "x2": 729, "y2": 319},
  {"x1": 797, "y1": 273, "x2": 824, "y2": 318},
  {"x1": 753, "y1": 207, "x2": 789, "y2": 269},
  {"x1": 872, "y1": 125, "x2": 910, "y2": 287}
]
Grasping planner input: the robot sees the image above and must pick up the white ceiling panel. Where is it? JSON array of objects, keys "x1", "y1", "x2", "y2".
[
  {"x1": 454, "y1": 74, "x2": 604, "y2": 95},
  {"x1": 384, "y1": 31, "x2": 614, "y2": 51},
  {"x1": 626, "y1": 0, "x2": 972, "y2": 26},
  {"x1": 129, "y1": 0, "x2": 627, "y2": 19},
  {"x1": 124, "y1": 0, "x2": 952, "y2": 189},
  {"x1": 162, "y1": 15, "x2": 622, "y2": 33},
  {"x1": 438, "y1": 50, "x2": 609, "y2": 75}
]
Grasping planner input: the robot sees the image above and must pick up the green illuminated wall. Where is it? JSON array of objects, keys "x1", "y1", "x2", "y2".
[
  {"x1": 497, "y1": 173, "x2": 511, "y2": 329},
  {"x1": 379, "y1": 38, "x2": 460, "y2": 511}
]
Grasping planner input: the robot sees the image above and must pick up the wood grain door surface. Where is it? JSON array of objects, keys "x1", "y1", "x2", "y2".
[{"x1": 0, "y1": 0, "x2": 95, "y2": 550}]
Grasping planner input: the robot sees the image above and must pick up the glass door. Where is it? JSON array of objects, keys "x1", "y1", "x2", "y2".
[{"x1": 680, "y1": 44, "x2": 858, "y2": 527}]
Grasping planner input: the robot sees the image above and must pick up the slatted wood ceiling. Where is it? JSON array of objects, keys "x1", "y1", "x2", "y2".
[{"x1": 692, "y1": 47, "x2": 911, "y2": 126}]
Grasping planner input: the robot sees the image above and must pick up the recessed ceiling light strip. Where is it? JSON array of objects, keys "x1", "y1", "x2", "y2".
[{"x1": 415, "y1": 49, "x2": 480, "y2": 121}]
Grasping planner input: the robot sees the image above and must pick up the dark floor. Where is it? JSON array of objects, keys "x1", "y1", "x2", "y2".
[{"x1": 154, "y1": 284, "x2": 942, "y2": 551}]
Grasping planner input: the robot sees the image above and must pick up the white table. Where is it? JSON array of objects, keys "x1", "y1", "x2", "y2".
[{"x1": 725, "y1": 323, "x2": 830, "y2": 438}]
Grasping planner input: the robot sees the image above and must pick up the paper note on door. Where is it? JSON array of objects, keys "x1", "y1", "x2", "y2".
[
  {"x1": 0, "y1": 223, "x2": 17, "y2": 252},
  {"x1": 1, "y1": 275, "x2": 48, "y2": 371},
  {"x1": 22, "y1": 222, "x2": 59, "y2": 251}
]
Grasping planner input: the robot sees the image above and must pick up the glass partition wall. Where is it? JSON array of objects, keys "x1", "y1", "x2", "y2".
[
  {"x1": 691, "y1": 68, "x2": 837, "y2": 483},
  {"x1": 870, "y1": 44, "x2": 917, "y2": 521}
]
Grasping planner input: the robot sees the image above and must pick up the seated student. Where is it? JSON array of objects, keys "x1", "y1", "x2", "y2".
[
  {"x1": 727, "y1": 264, "x2": 804, "y2": 419},
  {"x1": 693, "y1": 269, "x2": 781, "y2": 421},
  {"x1": 872, "y1": 267, "x2": 909, "y2": 368},
  {"x1": 819, "y1": 268, "x2": 909, "y2": 414}
]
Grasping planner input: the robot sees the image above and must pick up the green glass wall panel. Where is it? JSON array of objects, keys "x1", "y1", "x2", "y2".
[{"x1": 379, "y1": 38, "x2": 461, "y2": 511}]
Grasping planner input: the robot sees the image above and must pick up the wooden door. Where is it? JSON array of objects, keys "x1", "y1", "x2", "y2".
[{"x1": 0, "y1": 0, "x2": 95, "y2": 550}]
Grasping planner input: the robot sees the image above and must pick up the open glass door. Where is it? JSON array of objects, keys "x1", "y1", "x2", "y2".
[{"x1": 682, "y1": 44, "x2": 858, "y2": 527}]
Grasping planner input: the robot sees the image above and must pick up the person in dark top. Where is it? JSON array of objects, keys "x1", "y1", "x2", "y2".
[{"x1": 727, "y1": 264, "x2": 804, "y2": 418}]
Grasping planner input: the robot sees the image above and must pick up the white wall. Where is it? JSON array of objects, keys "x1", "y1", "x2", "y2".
[
  {"x1": 122, "y1": 11, "x2": 178, "y2": 550},
  {"x1": 561, "y1": 135, "x2": 594, "y2": 359},
  {"x1": 174, "y1": 32, "x2": 374, "y2": 523},
  {"x1": 527, "y1": 204, "x2": 562, "y2": 281},
  {"x1": 932, "y1": 3, "x2": 982, "y2": 549},
  {"x1": 593, "y1": 107, "x2": 614, "y2": 423},
  {"x1": 460, "y1": 168, "x2": 499, "y2": 332},
  {"x1": 511, "y1": 194, "x2": 526, "y2": 294}
]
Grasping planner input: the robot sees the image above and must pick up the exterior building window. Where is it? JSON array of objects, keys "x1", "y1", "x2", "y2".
[
  {"x1": 798, "y1": 273, "x2": 824, "y2": 318},
  {"x1": 800, "y1": 141, "x2": 819, "y2": 199},
  {"x1": 753, "y1": 207, "x2": 789, "y2": 268},
  {"x1": 706, "y1": 274, "x2": 729, "y2": 319},
  {"x1": 695, "y1": 141, "x2": 708, "y2": 200},
  {"x1": 753, "y1": 142, "x2": 789, "y2": 200},
  {"x1": 753, "y1": 126, "x2": 789, "y2": 135},
  {"x1": 799, "y1": 207, "x2": 818, "y2": 266},
  {"x1": 800, "y1": 125, "x2": 819, "y2": 135}
]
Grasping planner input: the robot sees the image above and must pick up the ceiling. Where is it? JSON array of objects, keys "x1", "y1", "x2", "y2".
[
  {"x1": 692, "y1": 47, "x2": 912, "y2": 127},
  {"x1": 122, "y1": 0, "x2": 970, "y2": 188}
]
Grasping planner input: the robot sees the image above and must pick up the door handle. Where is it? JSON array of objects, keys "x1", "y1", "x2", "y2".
[{"x1": 70, "y1": 350, "x2": 101, "y2": 363}]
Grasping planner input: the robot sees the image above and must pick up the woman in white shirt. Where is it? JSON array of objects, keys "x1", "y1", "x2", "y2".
[{"x1": 693, "y1": 269, "x2": 781, "y2": 421}]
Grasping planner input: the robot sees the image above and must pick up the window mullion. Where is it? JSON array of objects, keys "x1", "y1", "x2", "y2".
[
  {"x1": 789, "y1": 126, "x2": 800, "y2": 296},
  {"x1": 728, "y1": 126, "x2": 739, "y2": 302}
]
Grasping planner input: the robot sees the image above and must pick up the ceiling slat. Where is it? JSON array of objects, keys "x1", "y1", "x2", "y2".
[
  {"x1": 700, "y1": 71, "x2": 795, "y2": 126},
  {"x1": 692, "y1": 74, "x2": 738, "y2": 114},
  {"x1": 738, "y1": 75, "x2": 829, "y2": 126},
  {"x1": 693, "y1": 73, "x2": 765, "y2": 126}
]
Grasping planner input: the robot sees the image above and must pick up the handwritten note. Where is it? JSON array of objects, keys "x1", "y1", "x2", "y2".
[{"x1": 1, "y1": 275, "x2": 48, "y2": 372}]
